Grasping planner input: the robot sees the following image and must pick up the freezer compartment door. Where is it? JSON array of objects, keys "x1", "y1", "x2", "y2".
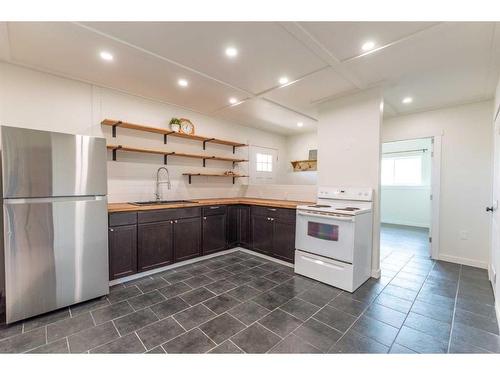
[
  {"x1": 1, "y1": 126, "x2": 107, "y2": 198},
  {"x1": 3, "y1": 197, "x2": 109, "y2": 323}
]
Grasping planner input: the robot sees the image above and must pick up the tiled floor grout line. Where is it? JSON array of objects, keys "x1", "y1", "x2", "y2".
[
  {"x1": 447, "y1": 264, "x2": 462, "y2": 353},
  {"x1": 328, "y1": 254, "x2": 417, "y2": 353},
  {"x1": 134, "y1": 331, "x2": 148, "y2": 353},
  {"x1": 385, "y1": 257, "x2": 438, "y2": 353}
]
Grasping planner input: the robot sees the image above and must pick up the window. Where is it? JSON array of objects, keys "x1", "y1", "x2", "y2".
[
  {"x1": 382, "y1": 155, "x2": 423, "y2": 186},
  {"x1": 256, "y1": 153, "x2": 273, "y2": 172}
]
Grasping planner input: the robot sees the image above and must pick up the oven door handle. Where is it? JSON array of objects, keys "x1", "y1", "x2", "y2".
[{"x1": 297, "y1": 211, "x2": 354, "y2": 222}]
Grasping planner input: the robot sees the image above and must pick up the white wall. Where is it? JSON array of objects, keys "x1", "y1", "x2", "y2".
[
  {"x1": 0, "y1": 61, "x2": 305, "y2": 203},
  {"x1": 383, "y1": 100, "x2": 493, "y2": 269},
  {"x1": 493, "y1": 80, "x2": 500, "y2": 317},
  {"x1": 318, "y1": 89, "x2": 384, "y2": 276},
  {"x1": 284, "y1": 131, "x2": 317, "y2": 186},
  {"x1": 381, "y1": 138, "x2": 432, "y2": 228}
]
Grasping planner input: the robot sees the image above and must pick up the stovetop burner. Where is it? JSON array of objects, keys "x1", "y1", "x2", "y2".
[{"x1": 308, "y1": 204, "x2": 331, "y2": 208}]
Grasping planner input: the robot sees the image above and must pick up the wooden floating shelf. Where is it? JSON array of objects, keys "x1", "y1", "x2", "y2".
[
  {"x1": 291, "y1": 159, "x2": 317, "y2": 172},
  {"x1": 107, "y1": 145, "x2": 248, "y2": 167},
  {"x1": 102, "y1": 119, "x2": 247, "y2": 153},
  {"x1": 182, "y1": 173, "x2": 249, "y2": 184}
]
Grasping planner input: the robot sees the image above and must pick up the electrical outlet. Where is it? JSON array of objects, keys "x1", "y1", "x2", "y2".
[{"x1": 459, "y1": 230, "x2": 469, "y2": 240}]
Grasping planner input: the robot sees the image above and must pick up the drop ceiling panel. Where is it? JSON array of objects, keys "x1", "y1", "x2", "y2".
[
  {"x1": 384, "y1": 67, "x2": 488, "y2": 115},
  {"x1": 263, "y1": 67, "x2": 357, "y2": 118},
  {"x1": 216, "y1": 98, "x2": 317, "y2": 135},
  {"x1": 82, "y1": 22, "x2": 328, "y2": 94},
  {"x1": 300, "y1": 22, "x2": 439, "y2": 61},
  {"x1": 7, "y1": 22, "x2": 249, "y2": 113},
  {"x1": 345, "y1": 23, "x2": 494, "y2": 88}
]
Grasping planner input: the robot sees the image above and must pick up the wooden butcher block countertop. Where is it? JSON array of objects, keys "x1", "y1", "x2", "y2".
[{"x1": 108, "y1": 197, "x2": 313, "y2": 213}]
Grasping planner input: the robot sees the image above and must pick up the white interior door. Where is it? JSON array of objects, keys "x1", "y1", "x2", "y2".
[
  {"x1": 490, "y1": 112, "x2": 500, "y2": 296},
  {"x1": 249, "y1": 146, "x2": 277, "y2": 185}
]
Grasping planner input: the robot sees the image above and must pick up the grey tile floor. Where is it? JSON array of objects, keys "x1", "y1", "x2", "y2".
[
  {"x1": 381, "y1": 224, "x2": 430, "y2": 258},
  {"x1": 0, "y1": 247, "x2": 498, "y2": 353}
]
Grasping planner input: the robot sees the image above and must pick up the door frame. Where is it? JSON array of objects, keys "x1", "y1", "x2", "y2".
[{"x1": 380, "y1": 134, "x2": 442, "y2": 260}]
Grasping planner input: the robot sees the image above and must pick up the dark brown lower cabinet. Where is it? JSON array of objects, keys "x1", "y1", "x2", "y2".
[
  {"x1": 227, "y1": 205, "x2": 250, "y2": 248},
  {"x1": 108, "y1": 224, "x2": 138, "y2": 280},
  {"x1": 138, "y1": 221, "x2": 174, "y2": 272},
  {"x1": 272, "y1": 220, "x2": 296, "y2": 263},
  {"x1": 108, "y1": 204, "x2": 296, "y2": 281},
  {"x1": 250, "y1": 208, "x2": 296, "y2": 263},
  {"x1": 203, "y1": 213, "x2": 227, "y2": 255},
  {"x1": 174, "y1": 217, "x2": 202, "y2": 262},
  {"x1": 250, "y1": 214, "x2": 273, "y2": 255}
]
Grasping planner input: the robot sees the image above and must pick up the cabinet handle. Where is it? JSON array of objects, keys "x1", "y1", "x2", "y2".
[
  {"x1": 174, "y1": 220, "x2": 178, "y2": 223},
  {"x1": 270, "y1": 218, "x2": 275, "y2": 221},
  {"x1": 209, "y1": 206, "x2": 220, "y2": 209},
  {"x1": 109, "y1": 228, "x2": 114, "y2": 232},
  {"x1": 268, "y1": 208, "x2": 277, "y2": 211},
  {"x1": 203, "y1": 217, "x2": 207, "y2": 220},
  {"x1": 170, "y1": 220, "x2": 174, "y2": 224}
]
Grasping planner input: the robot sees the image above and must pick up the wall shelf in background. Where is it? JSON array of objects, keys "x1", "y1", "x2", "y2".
[
  {"x1": 182, "y1": 173, "x2": 249, "y2": 184},
  {"x1": 102, "y1": 119, "x2": 247, "y2": 153},
  {"x1": 107, "y1": 145, "x2": 248, "y2": 167},
  {"x1": 290, "y1": 159, "x2": 317, "y2": 172}
]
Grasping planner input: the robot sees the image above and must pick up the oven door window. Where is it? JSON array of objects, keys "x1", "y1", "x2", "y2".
[{"x1": 307, "y1": 221, "x2": 339, "y2": 241}]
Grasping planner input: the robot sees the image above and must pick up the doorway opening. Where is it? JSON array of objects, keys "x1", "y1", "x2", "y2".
[{"x1": 380, "y1": 137, "x2": 436, "y2": 260}]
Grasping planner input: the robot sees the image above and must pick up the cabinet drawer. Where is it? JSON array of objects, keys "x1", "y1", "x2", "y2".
[
  {"x1": 251, "y1": 205, "x2": 295, "y2": 221},
  {"x1": 109, "y1": 212, "x2": 137, "y2": 226},
  {"x1": 138, "y1": 207, "x2": 201, "y2": 223},
  {"x1": 202, "y1": 205, "x2": 227, "y2": 216}
]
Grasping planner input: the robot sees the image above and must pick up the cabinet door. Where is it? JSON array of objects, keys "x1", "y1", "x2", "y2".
[
  {"x1": 203, "y1": 214, "x2": 227, "y2": 255},
  {"x1": 251, "y1": 215, "x2": 273, "y2": 255},
  {"x1": 108, "y1": 224, "x2": 137, "y2": 280},
  {"x1": 272, "y1": 219, "x2": 296, "y2": 263},
  {"x1": 238, "y1": 206, "x2": 251, "y2": 247},
  {"x1": 174, "y1": 217, "x2": 202, "y2": 262},
  {"x1": 226, "y1": 206, "x2": 238, "y2": 247},
  {"x1": 138, "y1": 221, "x2": 174, "y2": 272}
]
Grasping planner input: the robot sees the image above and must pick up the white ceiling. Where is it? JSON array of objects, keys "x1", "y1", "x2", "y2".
[{"x1": 0, "y1": 21, "x2": 499, "y2": 135}]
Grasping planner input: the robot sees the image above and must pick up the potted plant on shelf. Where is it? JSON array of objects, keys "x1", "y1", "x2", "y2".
[{"x1": 169, "y1": 117, "x2": 181, "y2": 132}]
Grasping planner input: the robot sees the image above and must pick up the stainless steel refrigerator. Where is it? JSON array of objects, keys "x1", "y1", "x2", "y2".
[{"x1": 0, "y1": 126, "x2": 109, "y2": 324}]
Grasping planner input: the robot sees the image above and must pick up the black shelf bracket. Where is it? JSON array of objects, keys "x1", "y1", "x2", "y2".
[
  {"x1": 232, "y1": 177, "x2": 235, "y2": 184},
  {"x1": 164, "y1": 154, "x2": 168, "y2": 165},
  {"x1": 202, "y1": 158, "x2": 206, "y2": 167},
  {"x1": 111, "y1": 121, "x2": 122, "y2": 138},
  {"x1": 111, "y1": 146, "x2": 122, "y2": 161},
  {"x1": 203, "y1": 138, "x2": 215, "y2": 150},
  {"x1": 164, "y1": 134, "x2": 168, "y2": 144},
  {"x1": 232, "y1": 145, "x2": 236, "y2": 154},
  {"x1": 188, "y1": 175, "x2": 192, "y2": 184}
]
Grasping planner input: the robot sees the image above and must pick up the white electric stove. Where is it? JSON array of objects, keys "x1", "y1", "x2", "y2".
[{"x1": 294, "y1": 187, "x2": 373, "y2": 292}]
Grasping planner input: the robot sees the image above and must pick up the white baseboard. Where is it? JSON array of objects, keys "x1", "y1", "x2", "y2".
[
  {"x1": 381, "y1": 220, "x2": 430, "y2": 229},
  {"x1": 438, "y1": 253, "x2": 488, "y2": 270},
  {"x1": 371, "y1": 268, "x2": 381, "y2": 278}
]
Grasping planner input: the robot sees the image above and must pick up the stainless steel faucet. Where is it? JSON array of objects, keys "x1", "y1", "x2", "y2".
[{"x1": 155, "y1": 167, "x2": 171, "y2": 201}]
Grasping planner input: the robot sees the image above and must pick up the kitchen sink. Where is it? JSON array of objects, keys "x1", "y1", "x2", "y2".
[{"x1": 129, "y1": 200, "x2": 196, "y2": 206}]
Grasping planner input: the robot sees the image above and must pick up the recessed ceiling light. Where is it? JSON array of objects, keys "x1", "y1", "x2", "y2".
[
  {"x1": 178, "y1": 79, "x2": 188, "y2": 87},
  {"x1": 279, "y1": 76, "x2": 289, "y2": 85},
  {"x1": 402, "y1": 97, "x2": 413, "y2": 104},
  {"x1": 361, "y1": 41, "x2": 375, "y2": 52},
  {"x1": 297, "y1": 122, "x2": 304, "y2": 127},
  {"x1": 225, "y1": 47, "x2": 238, "y2": 58},
  {"x1": 99, "y1": 51, "x2": 113, "y2": 61},
  {"x1": 229, "y1": 97, "x2": 238, "y2": 104}
]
